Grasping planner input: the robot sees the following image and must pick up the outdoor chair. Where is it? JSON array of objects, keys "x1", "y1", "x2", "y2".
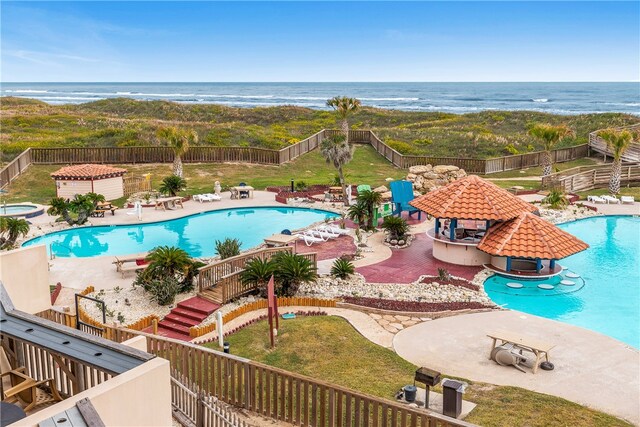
[
  {"x1": 621, "y1": 196, "x2": 635, "y2": 204},
  {"x1": 317, "y1": 224, "x2": 350, "y2": 236},
  {"x1": 390, "y1": 180, "x2": 422, "y2": 220},
  {"x1": 294, "y1": 232, "x2": 324, "y2": 246},
  {"x1": 1, "y1": 367, "x2": 63, "y2": 412},
  {"x1": 602, "y1": 195, "x2": 620, "y2": 204},
  {"x1": 239, "y1": 183, "x2": 250, "y2": 199},
  {"x1": 356, "y1": 184, "x2": 371, "y2": 194},
  {"x1": 587, "y1": 195, "x2": 607, "y2": 204}
]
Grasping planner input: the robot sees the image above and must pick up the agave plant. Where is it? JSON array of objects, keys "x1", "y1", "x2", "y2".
[
  {"x1": 331, "y1": 258, "x2": 355, "y2": 279},
  {"x1": 381, "y1": 216, "x2": 409, "y2": 241},
  {"x1": 215, "y1": 238, "x2": 241, "y2": 259},
  {"x1": 0, "y1": 217, "x2": 30, "y2": 250},
  {"x1": 159, "y1": 175, "x2": 187, "y2": 197}
]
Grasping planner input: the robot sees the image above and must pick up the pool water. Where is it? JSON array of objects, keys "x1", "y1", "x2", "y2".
[
  {"x1": 1, "y1": 204, "x2": 38, "y2": 214},
  {"x1": 484, "y1": 216, "x2": 640, "y2": 348},
  {"x1": 23, "y1": 207, "x2": 338, "y2": 258}
]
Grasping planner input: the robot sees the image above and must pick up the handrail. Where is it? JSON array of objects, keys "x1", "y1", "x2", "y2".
[{"x1": 544, "y1": 163, "x2": 640, "y2": 193}]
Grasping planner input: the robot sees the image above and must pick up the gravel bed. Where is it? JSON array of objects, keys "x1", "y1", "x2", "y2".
[{"x1": 538, "y1": 204, "x2": 599, "y2": 224}]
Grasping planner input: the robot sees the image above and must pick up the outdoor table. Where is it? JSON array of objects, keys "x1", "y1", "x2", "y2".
[
  {"x1": 231, "y1": 186, "x2": 254, "y2": 199},
  {"x1": 154, "y1": 196, "x2": 184, "y2": 211},
  {"x1": 1, "y1": 402, "x2": 27, "y2": 426},
  {"x1": 487, "y1": 331, "x2": 555, "y2": 374},
  {"x1": 263, "y1": 233, "x2": 298, "y2": 252}
]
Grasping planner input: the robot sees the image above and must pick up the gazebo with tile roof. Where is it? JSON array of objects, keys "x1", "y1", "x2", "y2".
[
  {"x1": 51, "y1": 164, "x2": 127, "y2": 201},
  {"x1": 477, "y1": 211, "x2": 588, "y2": 276},
  {"x1": 409, "y1": 175, "x2": 538, "y2": 267}
]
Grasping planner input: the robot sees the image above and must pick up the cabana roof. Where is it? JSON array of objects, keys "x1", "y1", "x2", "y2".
[
  {"x1": 51, "y1": 164, "x2": 126, "y2": 180},
  {"x1": 477, "y1": 211, "x2": 589, "y2": 259},
  {"x1": 409, "y1": 175, "x2": 537, "y2": 221}
]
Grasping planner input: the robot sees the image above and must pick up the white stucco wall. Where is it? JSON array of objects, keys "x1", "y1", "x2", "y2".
[
  {"x1": 432, "y1": 240, "x2": 491, "y2": 266},
  {"x1": 0, "y1": 245, "x2": 51, "y2": 314},
  {"x1": 55, "y1": 179, "x2": 93, "y2": 199},
  {"x1": 94, "y1": 176, "x2": 124, "y2": 200}
]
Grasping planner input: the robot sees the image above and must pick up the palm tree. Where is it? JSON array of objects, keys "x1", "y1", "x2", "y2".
[
  {"x1": 347, "y1": 202, "x2": 368, "y2": 228},
  {"x1": 320, "y1": 133, "x2": 354, "y2": 203},
  {"x1": 159, "y1": 175, "x2": 187, "y2": 197},
  {"x1": 527, "y1": 123, "x2": 574, "y2": 177},
  {"x1": 158, "y1": 127, "x2": 198, "y2": 178},
  {"x1": 326, "y1": 96, "x2": 361, "y2": 143},
  {"x1": 47, "y1": 197, "x2": 73, "y2": 225},
  {"x1": 69, "y1": 193, "x2": 104, "y2": 225},
  {"x1": 356, "y1": 190, "x2": 383, "y2": 230},
  {"x1": 596, "y1": 128, "x2": 634, "y2": 194},
  {"x1": 0, "y1": 217, "x2": 30, "y2": 250},
  {"x1": 146, "y1": 246, "x2": 192, "y2": 277}
]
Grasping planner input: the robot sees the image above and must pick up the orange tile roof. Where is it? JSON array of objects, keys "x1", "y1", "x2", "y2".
[
  {"x1": 477, "y1": 212, "x2": 589, "y2": 259},
  {"x1": 409, "y1": 175, "x2": 537, "y2": 221},
  {"x1": 51, "y1": 164, "x2": 127, "y2": 180}
]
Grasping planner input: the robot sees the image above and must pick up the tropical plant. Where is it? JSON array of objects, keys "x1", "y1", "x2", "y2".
[
  {"x1": 596, "y1": 128, "x2": 634, "y2": 194},
  {"x1": 0, "y1": 217, "x2": 30, "y2": 250},
  {"x1": 215, "y1": 238, "x2": 241, "y2": 259},
  {"x1": 159, "y1": 175, "x2": 186, "y2": 197},
  {"x1": 272, "y1": 252, "x2": 317, "y2": 297},
  {"x1": 346, "y1": 201, "x2": 368, "y2": 228},
  {"x1": 147, "y1": 276, "x2": 182, "y2": 306},
  {"x1": 321, "y1": 133, "x2": 354, "y2": 204},
  {"x1": 331, "y1": 258, "x2": 355, "y2": 279},
  {"x1": 157, "y1": 126, "x2": 198, "y2": 177},
  {"x1": 356, "y1": 190, "x2": 383, "y2": 230},
  {"x1": 241, "y1": 257, "x2": 277, "y2": 297},
  {"x1": 437, "y1": 268, "x2": 451, "y2": 282},
  {"x1": 326, "y1": 96, "x2": 361, "y2": 142},
  {"x1": 47, "y1": 193, "x2": 105, "y2": 225},
  {"x1": 527, "y1": 123, "x2": 574, "y2": 177},
  {"x1": 136, "y1": 245, "x2": 202, "y2": 293},
  {"x1": 294, "y1": 181, "x2": 308, "y2": 192},
  {"x1": 381, "y1": 216, "x2": 409, "y2": 241},
  {"x1": 542, "y1": 188, "x2": 568, "y2": 209}
]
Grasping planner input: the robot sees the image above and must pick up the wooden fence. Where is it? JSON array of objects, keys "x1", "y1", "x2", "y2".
[
  {"x1": 0, "y1": 148, "x2": 32, "y2": 189},
  {"x1": 172, "y1": 370, "x2": 254, "y2": 427},
  {"x1": 542, "y1": 163, "x2": 640, "y2": 193},
  {"x1": 588, "y1": 123, "x2": 640, "y2": 163},
  {"x1": 123, "y1": 175, "x2": 152, "y2": 196}
]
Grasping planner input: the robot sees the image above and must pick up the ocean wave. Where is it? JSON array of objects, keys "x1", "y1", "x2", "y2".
[
  {"x1": 5, "y1": 89, "x2": 49, "y2": 93},
  {"x1": 532, "y1": 98, "x2": 549, "y2": 103}
]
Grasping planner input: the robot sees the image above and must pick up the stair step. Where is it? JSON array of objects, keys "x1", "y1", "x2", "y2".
[
  {"x1": 177, "y1": 296, "x2": 219, "y2": 315},
  {"x1": 164, "y1": 313, "x2": 200, "y2": 327},
  {"x1": 154, "y1": 327, "x2": 191, "y2": 341},
  {"x1": 172, "y1": 307, "x2": 208, "y2": 322},
  {"x1": 158, "y1": 320, "x2": 191, "y2": 335},
  {"x1": 198, "y1": 290, "x2": 223, "y2": 304}
]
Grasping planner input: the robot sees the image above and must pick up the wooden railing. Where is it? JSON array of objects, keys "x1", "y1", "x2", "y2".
[
  {"x1": 279, "y1": 130, "x2": 326, "y2": 163},
  {"x1": 0, "y1": 148, "x2": 32, "y2": 188},
  {"x1": 123, "y1": 175, "x2": 152, "y2": 196},
  {"x1": 589, "y1": 124, "x2": 640, "y2": 163},
  {"x1": 542, "y1": 163, "x2": 640, "y2": 193}
]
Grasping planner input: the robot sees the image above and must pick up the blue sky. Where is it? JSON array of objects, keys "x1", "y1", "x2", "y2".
[{"x1": 1, "y1": 1, "x2": 638, "y2": 82}]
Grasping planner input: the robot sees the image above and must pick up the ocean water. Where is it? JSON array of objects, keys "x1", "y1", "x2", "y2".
[{"x1": 2, "y1": 82, "x2": 638, "y2": 114}]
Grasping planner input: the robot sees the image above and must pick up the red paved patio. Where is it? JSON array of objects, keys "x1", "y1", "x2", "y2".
[
  {"x1": 356, "y1": 233, "x2": 481, "y2": 283},
  {"x1": 297, "y1": 235, "x2": 356, "y2": 261}
]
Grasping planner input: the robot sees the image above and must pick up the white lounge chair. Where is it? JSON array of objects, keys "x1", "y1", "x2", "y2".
[
  {"x1": 294, "y1": 233, "x2": 324, "y2": 246},
  {"x1": 318, "y1": 224, "x2": 350, "y2": 235},
  {"x1": 587, "y1": 195, "x2": 607, "y2": 204},
  {"x1": 310, "y1": 228, "x2": 339, "y2": 240},
  {"x1": 194, "y1": 193, "x2": 221, "y2": 203},
  {"x1": 602, "y1": 195, "x2": 620, "y2": 204},
  {"x1": 621, "y1": 196, "x2": 635, "y2": 204}
]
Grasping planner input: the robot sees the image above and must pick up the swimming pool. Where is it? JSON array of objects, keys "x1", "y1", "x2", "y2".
[
  {"x1": 23, "y1": 207, "x2": 339, "y2": 258},
  {"x1": 0, "y1": 204, "x2": 44, "y2": 218},
  {"x1": 484, "y1": 216, "x2": 640, "y2": 348}
]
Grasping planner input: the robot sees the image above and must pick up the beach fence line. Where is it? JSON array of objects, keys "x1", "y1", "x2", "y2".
[{"x1": 2, "y1": 128, "x2": 604, "y2": 188}]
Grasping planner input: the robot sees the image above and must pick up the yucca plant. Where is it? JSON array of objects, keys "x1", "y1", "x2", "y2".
[
  {"x1": 381, "y1": 216, "x2": 409, "y2": 241},
  {"x1": 356, "y1": 190, "x2": 383, "y2": 230},
  {"x1": 543, "y1": 188, "x2": 568, "y2": 210},
  {"x1": 241, "y1": 258, "x2": 277, "y2": 297},
  {"x1": 321, "y1": 133, "x2": 354, "y2": 204},
  {"x1": 273, "y1": 252, "x2": 317, "y2": 297},
  {"x1": 215, "y1": 238, "x2": 241, "y2": 259},
  {"x1": 47, "y1": 193, "x2": 105, "y2": 225},
  {"x1": 331, "y1": 258, "x2": 355, "y2": 279},
  {"x1": 159, "y1": 175, "x2": 187, "y2": 197},
  {"x1": 0, "y1": 217, "x2": 30, "y2": 250},
  {"x1": 347, "y1": 201, "x2": 368, "y2": 228}
]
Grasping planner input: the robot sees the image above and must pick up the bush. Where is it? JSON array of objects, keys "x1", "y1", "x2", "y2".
[
  {"x1": 133, "y1": 245, "x2": 202, "y2": 295},
  {"x1": 241, "y1": 258, "x2": 277, "y2": 298},
  {"x1": 295, "y1": 181, "x2": 308, "y2": 192},
  {"x1": 381, "y1": 216, "x2": 409, "y2": 240},
  {"x1": 147, "y1": 276, "x2": 181, "y2": 306},
  {"x1": 437, "y1": 268, "x2": 451, "y2": 282},
  {"x1": 215, "y1": 238, "x2": 241, "y2": 259},
  {"x1": 159, "y1": 175, "x2": 186, "y2": 197},
  {"x1": 331, "y1": 258, "x2": 355, "y2": 279},
  {"x1": 543, "y1": 188, "x2": 568, "y2": 209},
  {"x1": 273, "y1": 252, "x2": 317, "y2": 297}
]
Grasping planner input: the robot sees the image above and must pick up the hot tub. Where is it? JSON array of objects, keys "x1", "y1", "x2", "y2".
[{"x1": 0, "y1": 204, "x2": 45, "y2": 219}]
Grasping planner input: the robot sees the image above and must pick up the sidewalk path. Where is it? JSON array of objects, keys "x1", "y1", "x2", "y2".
[{"x1": 393, "y1": 310, "x2": 640, "y2": 425}]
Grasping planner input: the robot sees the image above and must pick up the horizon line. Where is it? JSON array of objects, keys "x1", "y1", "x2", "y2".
[{"x1": 2, "y1": 81, "x2": 639, "y2": 84}]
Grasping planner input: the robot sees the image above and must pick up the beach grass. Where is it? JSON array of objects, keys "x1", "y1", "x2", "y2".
[{"x1": 205, "y1": 316, "x2": 631, "y2": 427}]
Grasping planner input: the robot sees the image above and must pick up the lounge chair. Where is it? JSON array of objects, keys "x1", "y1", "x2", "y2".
[
  {"x1": 602, "y1": 195, "x2": 620, "y2": 204},
  {"x1": 194, "y1": 193, "x2": 221, "y2": 203},
  {"x1": 310, "y1": 228, "x2": 339, "y2": 240},
  {"x1": 318, "y1": 224, "x2": 350, "y2": 235},
  {"x1": 294, "y1": 232, "x2": 324, "y2": 246},
  {"x1": 587, "y1": 195, "x2": 607, "y2": 204},
  {"x1": 621, "y1": 196, "x2": 635, "y2": 204},
  {"x1": 357, "y1": 184, "x2": 371, "y2": 194},
  {"x1": 390, "y1": 180, "x2": 422, "y2": 220}
]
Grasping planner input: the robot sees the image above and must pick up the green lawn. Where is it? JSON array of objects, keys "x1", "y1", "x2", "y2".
[
  {"x1": 3, "y1": 145, "x2": 406, "y2": 205},
  {"x1": 485, "y1": 157, "x2": 600, "y2": 178},
  {"x1": 205, "y1": 316, "x2": 630, "y2": 427}
]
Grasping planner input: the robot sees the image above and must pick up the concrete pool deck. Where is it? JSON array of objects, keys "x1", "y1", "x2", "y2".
[{"x1": 393, "y1": 310, "x2": 640, "y2": 425}]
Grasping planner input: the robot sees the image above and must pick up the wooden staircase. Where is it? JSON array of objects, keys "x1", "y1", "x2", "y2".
[
  {"x1": 198, "y1": 287, "x2": 223, "y2": 304},
  {"x1": 149, "y1": 296, "x2": 220, "y2": 341}
]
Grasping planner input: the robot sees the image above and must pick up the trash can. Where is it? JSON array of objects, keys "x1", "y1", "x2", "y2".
[
  {"x1": 403, "y1": 385, "x2": 417, "y2": 402},
  {"x1": 442, "y1": 380, "x2": 464, "y2": 418}
]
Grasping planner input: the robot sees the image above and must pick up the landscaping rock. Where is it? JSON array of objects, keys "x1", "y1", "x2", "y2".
[
  {"x1": 433, "y1": 165, "x2": 459, "y2": 174},
  {"x1": 408, "y1": 165, "x2": 432, "y2": 174},
  {"x1": 405, "y1": 164, "x2": 468, "y2": 194},
  {"x1": 373, "y1": 185, "x2": 388, "y2": 193}
]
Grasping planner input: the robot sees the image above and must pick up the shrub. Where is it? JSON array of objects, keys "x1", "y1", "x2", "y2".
[
  {"x1": 215, "y1": 238, "x2": 241, "y2": 259},
  {"x1": 543, "y1": 188, "x2": 568, "y2": 209},
  {"x1": 381, "y1": 216, "x2": 409, "y2": 240},
  {"x1": 295, "y1": 181, "x2": 308, "y2": 192},
  {"x1": 134, "y1": 245, "x2": 202, "y2": 294},
  {"x1": 147, "y1": 276, "x2": 181, "y2": 306},
  {"x1": 158, "y1": 175, "x2": 186, "y2": 197},
  {"x1": 437, "y1": 268, "x2": 451, "y2": 282},
  {"x1": 272, "y1": 252, "x2": 317, "y2": 297},
  {"x1": 241, "y1": 258, "x2": 277, "y2": 298},
  {"x1": 331, "y1": 258, "x2": 355, "y2": 279}
]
